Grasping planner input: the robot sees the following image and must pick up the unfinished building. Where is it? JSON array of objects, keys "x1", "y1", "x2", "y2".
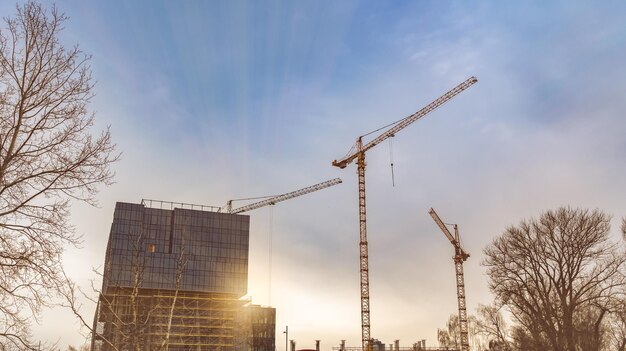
[{"x1": 92, "y1": 200, "x2": 275, "y2": 351}]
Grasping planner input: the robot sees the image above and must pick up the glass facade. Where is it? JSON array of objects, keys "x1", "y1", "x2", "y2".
[
  {"x1": 103, "y1": 202, "x2": 249, "y2": 295},
  {"x1": 234, "y1": 305, "x2": 276, "y2": 351},
  {"x1": 93, "y1": 201, "x2": 274, "y2": 351}
]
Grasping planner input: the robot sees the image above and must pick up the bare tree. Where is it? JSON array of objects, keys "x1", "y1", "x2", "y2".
[
  {"x1": 158, "y1": 235, "x2": 186, "y2": 351},
  {"x1": 0, "y1": 1, "x2": 117, "y2": 348},
  {"x1": 438, "y1": 314, "x2": 486, "y2": 350},
  {"x1": 483, "y1": 207, "x2": 626, "y2": 351},
  {"x1": 474, "y1": 304, "x2": 511, "y2": 350},
  {"x1": 606, "y1": 299, "x2": 626, "y2": 351},
  {"x1": 509, "y1": 324, "x2": 545, "y2": 351},
  {"x1": 62, "y1": 229, "x2": 188, "y2": 351},
  {"x1": 437, "y1": 315, "x2": 460, "y2": 349}
]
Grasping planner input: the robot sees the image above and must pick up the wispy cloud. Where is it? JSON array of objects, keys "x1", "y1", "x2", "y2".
[{"x1": 18, "y1": 0, "x2": 626, "y2": 347}]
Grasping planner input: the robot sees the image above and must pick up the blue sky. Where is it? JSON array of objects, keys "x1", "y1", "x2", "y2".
[{"x1": 2, "y1": 0, "x2": 626, "y2": 348}]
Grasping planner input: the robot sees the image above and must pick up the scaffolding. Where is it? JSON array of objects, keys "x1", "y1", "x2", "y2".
[{"x1": 93, "y1": 288, "x2": 247, "y2": 351}]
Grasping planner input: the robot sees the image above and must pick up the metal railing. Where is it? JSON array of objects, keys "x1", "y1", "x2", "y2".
[{"x1": 141, "y1": 198, "x2": 222, "y2": 212}]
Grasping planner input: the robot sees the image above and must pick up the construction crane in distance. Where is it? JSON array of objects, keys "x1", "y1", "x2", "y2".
[
  {"x1": 225, "y1": 177, "x2": 342, "y2": 214},
  {"x1": 332, "y1": 77, "x2": 477, "y2": 351},
  {"x1": 428, "y1": 208, "x2": 470, "y2": 351}
]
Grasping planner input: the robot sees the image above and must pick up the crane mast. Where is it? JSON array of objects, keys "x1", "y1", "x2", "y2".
[
  {"x1": 355, "y1": 138, "x2": 371, "y2": 349},
  {"x1": 428, "y1": 208, "x2": 470, "y2": 351},
  {"x1": 332, "y1": 77, "x2": 477, "y2": 351}
]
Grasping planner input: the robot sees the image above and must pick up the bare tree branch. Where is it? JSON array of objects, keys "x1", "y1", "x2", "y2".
[
  {"x1": 0, "y1": 1, "x2": 118, "y2": 347},
  {"x1": 61, "y1": 230, "x2": 188, "y2": 351},
  {"x1": 483, "y1": 207, "x2": 626, "y2": 351}
]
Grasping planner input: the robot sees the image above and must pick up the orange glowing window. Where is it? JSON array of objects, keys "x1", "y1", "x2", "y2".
[{"x1": 147, "y1": 244, "x2": 156, "y2": 253}]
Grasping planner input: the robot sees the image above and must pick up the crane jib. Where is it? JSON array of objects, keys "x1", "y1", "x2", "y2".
[
  {"x1": 429, "y1": 207, "x2": 471, "y2": 351},
  {"x1": 332, "y1": 76, "x2": 477, "y2": 168},
  {"x1": 229, "y1": 178, "x2": 343, "y2": 214}
]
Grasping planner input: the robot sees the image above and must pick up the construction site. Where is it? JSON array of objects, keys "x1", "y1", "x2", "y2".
[
  {"x1": 91, "y1": 77, "x2": 478, "y2": 351},
  {"x1": 4, "y1": 0, "x2": 624, "y2": 349}
]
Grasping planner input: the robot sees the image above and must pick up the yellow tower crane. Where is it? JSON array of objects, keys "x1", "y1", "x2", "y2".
[
  {"x1": 428, "y1": 208, "x2": 470, "y2": 351},
  {"x1": 332, "y1": 77, "x2": 477, "y2": 351}
]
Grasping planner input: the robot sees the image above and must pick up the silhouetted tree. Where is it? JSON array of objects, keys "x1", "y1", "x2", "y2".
[
  {"x1": 483, "y1": 207, "x2": 626, "y2": 351},
  {"x1": 0, "y1": 2, "x2": 118, "y2": 348},
  {"x1": 606, "y1": 299, "x2": 626, "y2": 351},
  {"x1": 572, "y1": 303, "x2": 609, "y2": 351},
  {"x1": 509, "y1": 325, "x2": 545, "y2": 351},
  {"x1": 437, "y1": 314, "x2": 460, "y2": 349},
  {"x1": 474, "y1": 304, "x2": 511, "y2": 350},
  {"x1": 437, "y1": 313, "x2": 487, "y2": 350},
  {"x1": 62, "y1": 229, "x2": 189, "y2": 351}
]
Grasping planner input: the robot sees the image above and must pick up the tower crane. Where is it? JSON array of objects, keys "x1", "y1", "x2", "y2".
[
  {"x1": 428, "y1": 208, "x2": 470, "y2": 351},
  {"x1": 331, "y1": 77, "x2": 477, "y2": 351},
  {"x1": 225, "y1": 177, "x2": 342, "y2": 214},
  {"x1": 224, "y1": 177, "x2": 343, "y2": 305}
]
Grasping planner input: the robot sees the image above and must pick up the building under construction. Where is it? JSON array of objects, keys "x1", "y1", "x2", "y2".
[{"x1": 92, "y1": 201, "x2": 275, "y2": 351}]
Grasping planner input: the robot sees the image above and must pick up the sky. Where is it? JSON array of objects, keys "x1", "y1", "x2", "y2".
[{"x1": 1, "y1": 0, "x2": 626, "y2": 349}]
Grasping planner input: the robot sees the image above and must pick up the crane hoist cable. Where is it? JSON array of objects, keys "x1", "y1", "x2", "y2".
[
  {"x1": 268, "y1": 205, "x2": 273, "y2": 305},
  {"x1": 388, "y1": 137, "x2": 395, "y2": 187},
  {"x1": 224, "y1": 177, "x2": 343, "y2": 306}
]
